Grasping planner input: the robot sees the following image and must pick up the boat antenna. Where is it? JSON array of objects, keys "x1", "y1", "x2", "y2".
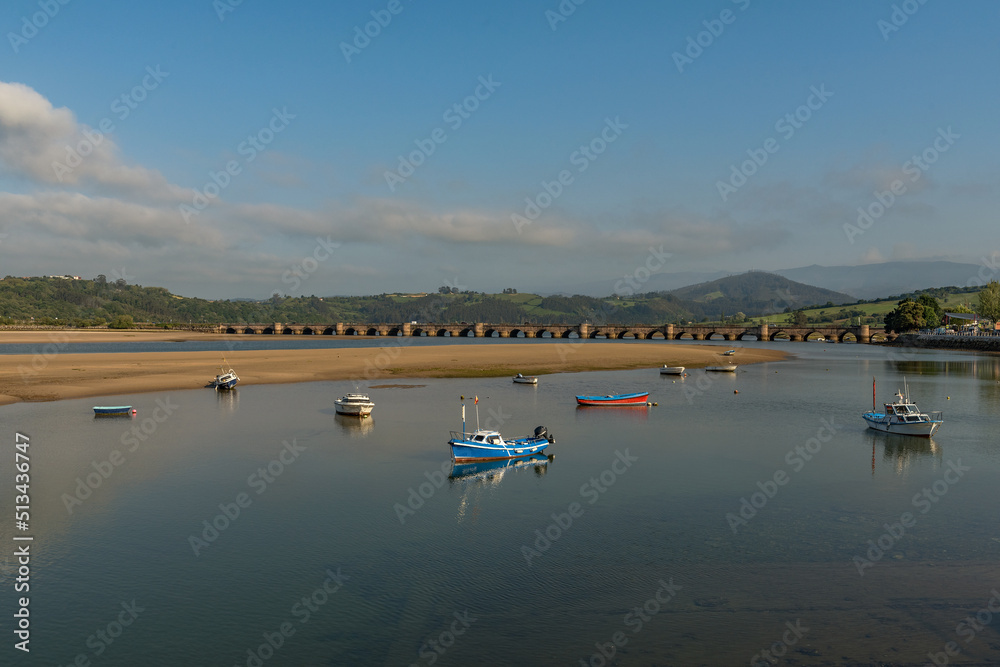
[
  {"x1": 475, "y1": 395, "x2": 480, "y2": 430},
  {"x1": 461, "y1": 398, "x2": 466, "y2": 435}
]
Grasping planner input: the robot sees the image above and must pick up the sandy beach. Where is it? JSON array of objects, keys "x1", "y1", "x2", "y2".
[{"x1": 0, "y1": 331, "x2": 788, "y2": 404}]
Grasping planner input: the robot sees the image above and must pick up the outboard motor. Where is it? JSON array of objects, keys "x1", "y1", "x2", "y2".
[{"x1": 535, "y1": 425, "x2": 554, "y2": 443}]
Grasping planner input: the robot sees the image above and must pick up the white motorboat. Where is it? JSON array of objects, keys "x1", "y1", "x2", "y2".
[
  {"x1": 213, "y1": 362, "x2": 239, "y2": 390},
  {"x1": 335, "y1": 393, "x2": 375, "y2": 417},
  {"x1": 513, "y1": 373, "x2": 538, "y2": 384},
  {"x1": 705, "y1": 365, "x2": 738, "y2": 372},
  {"x1": 722, "y1": 349, "x2": 736, "y2": 356},
  {"x1": 659, "y1": 365, "x2": 685, "y2": 375},
  {"x1": 862, "y1": 378, "x2": 942, "y2": 437}
]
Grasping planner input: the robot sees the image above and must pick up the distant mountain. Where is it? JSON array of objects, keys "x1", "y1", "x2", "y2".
[
  {"x1": 668, "y1": 272, "x2": 854, "y2": 316},
  {"x1": 542, "y1": 270, "x2": 730, "y2": 298},
  {"x1": 775, "y1": 261, "x2": 986, "y2": 300}
]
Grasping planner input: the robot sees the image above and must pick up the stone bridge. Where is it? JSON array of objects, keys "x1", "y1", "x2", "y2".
[{"x1": 213, "y1": 322, "x2": 891, "y2": 343}]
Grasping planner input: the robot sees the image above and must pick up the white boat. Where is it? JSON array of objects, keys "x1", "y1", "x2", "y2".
[
  {"x1": 705, "y1": 365, "x2": 738, "y2": 372},
  {"x1": 659, "y1": 365, "x2": 685, "y2": 375},
  {"x1": 722, "y1": 349, "x2": 736, "y2": 356},
  {"x1": 335, "y1": 393, "x2": 375, "y2": 417},
  {"x1": 513, "y1": 373, "x2": 538, "y2": 384},
  {"x1": 862, "y1": 378, "x2": 942, "y2": 437},
  {"x1": 213, "y1": 362, "x2": 239, "y2": 390}
]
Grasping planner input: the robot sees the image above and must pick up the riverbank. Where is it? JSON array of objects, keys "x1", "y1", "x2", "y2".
[
  {"x1": 0, "y1": 339, "x2": 788, "y2": 405},
  {"x1": 889, "y1": 333, "x2": 1000, "y2": 353}
]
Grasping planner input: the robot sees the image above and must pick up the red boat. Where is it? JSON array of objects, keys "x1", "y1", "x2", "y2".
[{"x1": 575, "y1": 392, "x2": 649, "y2": 406}]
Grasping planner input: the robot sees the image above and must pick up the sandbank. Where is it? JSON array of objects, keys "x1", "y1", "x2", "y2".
[{"x1": 0, "y1": 332, "x2": 788, "y2": 405}]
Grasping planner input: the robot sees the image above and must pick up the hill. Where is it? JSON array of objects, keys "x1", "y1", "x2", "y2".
[{"x1": 668, "y1": 272, "x2": 854, "y2": 318}]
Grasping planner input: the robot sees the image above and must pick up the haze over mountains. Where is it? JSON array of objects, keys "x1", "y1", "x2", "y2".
[{"x1": 551, "y1": 261, "x2": 990, "y2": 300}]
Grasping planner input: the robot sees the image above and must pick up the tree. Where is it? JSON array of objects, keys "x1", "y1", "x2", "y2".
[
  {"x1": 978, "y1": 280, "x2": 1000, "y2": 322},
  {"x1": 108, "y1": 314, "x2": 135, "y2": 329},
  {"x1": 884, "y1": 299, "x2": 925, "y2": 333},
  {"x1": 917, "y1": 293, "x2": 943, "y2": 328},
  {"x1": 792, "y1": 310, "x2": 808, "y2": 326}
]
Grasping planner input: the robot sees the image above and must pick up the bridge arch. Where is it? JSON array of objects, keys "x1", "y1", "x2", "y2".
[
  {"x1": 243, "y1": 327, "x2": 257, "y2": 334},
  {"x1": 322, "y1": 327, "x2": 336, "y2": 335},
  {"x1": 736, "y1": 331, "x2": 757, "y2": 341},
  {"x1": 365, "y1": 327, "x2": 379, "y2": 336},
  {"x1": 645, "y1": 331, "x2": 665, "y2": 340},
  {"x1": 387, "y1": 327, "x2": 403, "y2": 336},
  {"x1": 224, "y1": 327, "x2": 237, "y2": 334},
  {"x1": 282, "y1": 327, "x2": 295, "y2": 334},
  {"x1": 838, "y1": 331, "x2": 857, "y2": 343},
  {"x1": 262, "y1": 327, "x2": 275, "y2": 335},
  {"x1": 301, "y1": 327, "x2": 314, "y2": 335}
]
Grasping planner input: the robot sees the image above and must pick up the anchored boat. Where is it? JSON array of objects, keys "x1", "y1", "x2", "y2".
[
  {"x1": 862, "y1": 378, "x2": 942, "y2": 438},
  {"x1": 513, "y1": 373, "x2": 538, "y2": 384},
  {"x1": 448, "y1": 397, "x2": 553, "y2": 462},
  {"x1": 659, "y1": 366, "x2": 685, "y2": 375},
  {"x1": 93, "y1": 406, "x2": 135, "y2": 417},
  {"x1": 576, "y1": 392, "x2": 649, "y2": 406},
  {"x1": 213, "y1": 360, "x2": 239, "y2": 390},
  {"x1": 335, "y1": 393, "x2": 375, "y2": 417},
  {"x1": 705, "y1": 365, "x2": 738, "y2": 372}
]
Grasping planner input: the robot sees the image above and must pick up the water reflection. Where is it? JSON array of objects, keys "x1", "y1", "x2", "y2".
[
  {"x1": 887, "y1": 357, "x2": 1000, "y2": 380},
  {"x1": 215, "y1": 388, "x2": 239, "y2": 411},
  {"x1": 867, "y1": 431, "x2": 941, "y2": 475},
  {"x1": 451, "y1": 454, "x2": 552, "y2": 524},
  {"x1": 334, "y1": 413, "x2": 374, "y2": 437}
]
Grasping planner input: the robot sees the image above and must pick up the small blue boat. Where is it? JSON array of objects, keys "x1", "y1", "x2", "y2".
[
  {"x1": 448, "y1": 427, "x2": 553, "y2": 463},
  {"x1": 93, "y1": 406, "x2": 134, "y2": 417}
]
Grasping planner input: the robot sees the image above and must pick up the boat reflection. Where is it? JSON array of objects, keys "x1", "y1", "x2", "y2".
[
  {"x1": 451, "y1": 454, "x2": 552, "y2": 524},
  {"x1": 867, "y1": 431, "x2": 941, "y2": 476},
  {"x1": 216, "y1": 388, "x2": 239, "y2": 411},
  {"x1": 334, "y1": 413, "x2": 374, "y2": 438},
  {"x1": 450, "y1": 453, "x2": 551, "y2": 482}
]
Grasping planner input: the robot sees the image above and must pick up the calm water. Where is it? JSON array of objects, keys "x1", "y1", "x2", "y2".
[{"x1": 2, "y1": 343, "x2": 1000, "y2": 666}]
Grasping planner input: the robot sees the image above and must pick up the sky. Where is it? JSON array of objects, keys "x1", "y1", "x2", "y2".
[{"x1": 0, "y1": 0, "x2": 997, "y2": 299}]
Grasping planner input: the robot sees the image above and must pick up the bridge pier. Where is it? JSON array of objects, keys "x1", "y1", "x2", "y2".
[
  {"x1": 579, "y1": 322, "x2": 589, "y2": 339},
  {"x1": 692, "y1": 333, "x2": 705, "y2": 340},
  {"x1": 856, "y1": 324, "x2": 871, "y2": 344}
]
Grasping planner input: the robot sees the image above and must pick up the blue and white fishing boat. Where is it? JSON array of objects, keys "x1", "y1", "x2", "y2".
[
  {"x1": 862, "y1": 377, "x2": 942, "y2": 438},
  {"x1": 213, "y1": 360, "x2": 239, "y2": 390},
  {"x1": 93, "y1": 406, "x2": 134, "y2": 417},
  {"x1": 448, "y1": 398, "x2": 553, "y2": 463}
]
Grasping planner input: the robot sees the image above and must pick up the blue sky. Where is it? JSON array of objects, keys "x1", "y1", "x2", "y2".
[{"x1": 0, "y1": 0, "x2": 997, "y2": 298}]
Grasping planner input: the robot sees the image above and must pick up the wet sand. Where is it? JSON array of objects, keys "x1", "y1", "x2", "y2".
[{"x1": 0, "y1": 331, "x2": 788, "y2": 404}]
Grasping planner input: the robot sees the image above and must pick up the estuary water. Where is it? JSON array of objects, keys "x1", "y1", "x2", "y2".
[{"x1": 2, "y1": 342, "x2": 1000, "y2": 666}]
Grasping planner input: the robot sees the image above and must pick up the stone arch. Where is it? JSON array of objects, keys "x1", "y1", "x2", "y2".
[
  {"x1": 225, "y1": 327, "x2": 237, "y2": 334},
  {"x1": 736, "y1": 331, "x2": 757, "y2": 341},
  {"x1": 301, "y1": 327, "x2": 314, "y2": 335},
  {"x1": 282, "y1": 327, "x2": 295, "y2": 334},
  {"x1": 387, "y1": 327, "x2": 403, "y2": 337},
  {"x1": 322, "y1": 327, "x2": 336, "y2": 335},
  {"x1": 645, "y1": 331, "x2": 665, "y2": 340},
  {"x1": 243, "y1": 327, "x2": 257, "y2": 334},
  {"x1": 262, "y1": 327, "x2": 275, "y2": 335},
  {"x1": 365, "y1": 328, "x2": 379, "y2": 336},
  {"x1": 838, "y1": 331, "x2": 857, "y2": 343}
]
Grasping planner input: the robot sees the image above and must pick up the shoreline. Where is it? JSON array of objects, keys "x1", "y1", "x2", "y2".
[{"x1": 0, "y1": 335, "x2": 789, "y2": 405}]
